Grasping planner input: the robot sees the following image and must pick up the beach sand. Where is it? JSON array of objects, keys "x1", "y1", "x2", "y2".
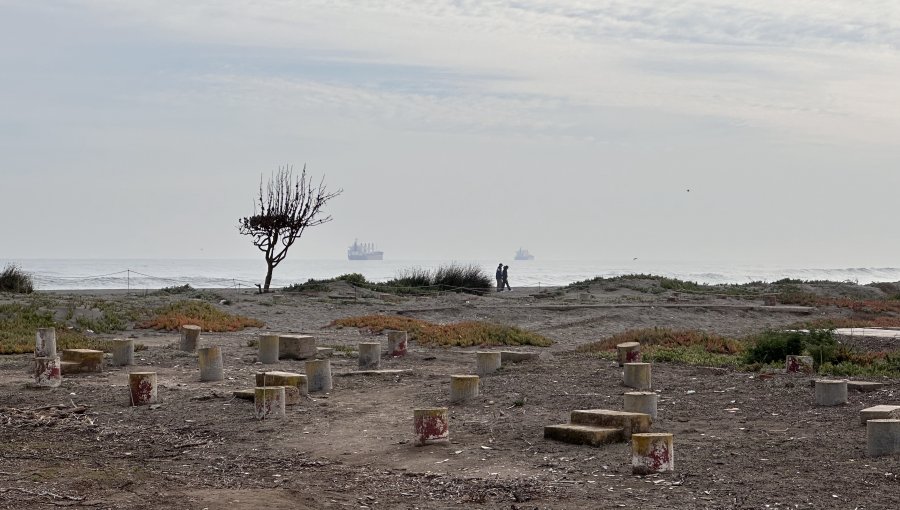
[{"x1": 1, "y1": 280, "x2": 898, "y2": 509}]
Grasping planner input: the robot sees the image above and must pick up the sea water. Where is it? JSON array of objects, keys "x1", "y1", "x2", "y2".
[{"x1": 3, "y1": 258, "x2": 900, "y2": 291}]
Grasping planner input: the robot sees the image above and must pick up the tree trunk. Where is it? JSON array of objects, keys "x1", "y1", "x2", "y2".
[{"x1": 263, "y1": 262, "x2": 275, "y2": 292}]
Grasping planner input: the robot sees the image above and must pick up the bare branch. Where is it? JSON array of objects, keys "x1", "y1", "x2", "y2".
[{"x1": 238, "y1": 164, "x2": 342, "y2": 292}]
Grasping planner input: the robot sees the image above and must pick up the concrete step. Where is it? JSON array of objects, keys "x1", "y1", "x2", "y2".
[
  {"x1": 59, "y1": 361, "x2": 84, "y2": 375},
  {"x1": 570, "y1": 409, "x2": 652, "y2": 437},
  {"x1": 233, "y1": 389, "x2": 255, "y2": 401},
  {"x1": 860, "y1": 405, "x2": 900, "y2": 425},
  {"x1": 544, "y1": 424, "x2": 625, "y2": 446}
]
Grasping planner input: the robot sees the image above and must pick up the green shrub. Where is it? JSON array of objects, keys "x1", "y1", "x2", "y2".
[
  {"x1": 0, "y1": 264, "x2": 34, "y2": 294},
  {"x1": 744, "y1": 331, "x2": 805, "y2": 364},
  {"x1": 335, "y1": 273, "x2": 368, "y2": 285},
  {"x1": 432, "y1": 263, "x2": 491, "y2": 292},
  {"x1": 283, "y1": 279, "x2": 330, "y2": 292}
]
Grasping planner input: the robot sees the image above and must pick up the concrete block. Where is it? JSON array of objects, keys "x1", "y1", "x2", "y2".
[
  {"x1": 544, "y1": 424, "x2": 624, "y2": 446},
  {"x1": 500, "y1": 351, "x2": 539, "y2": 363},
  {"x1": 848, "y1": 381, "x2": 885, "y2": 392},
  {"x1": 61, "y1": 349, "x2": 103, "y2": 374},
  {"x1": 414, "y1": 408, "x2": 449, "y2": 446},
  {"x1": 860, "y1": 405, "x2": 900, "y2": 425},
  {"x1": 233, "y1": 389, "x2": 255, "y2": 400},
  {"x1": 279, "y1": 334, "x2": 316, "y2": 360},
  {"x1": 866, "y1": 419, "x2": 900, "y2": 457},
  {"x1": 616, "y1": 342, "x2": 641, "y2": 367},
  {"x1": 814, "y1": 379, "x2": 847, "y2": 406},
  {"x1": 632, "y1": 433, "x2": 674, "y2": 475},
  {"x1": 570, "y1": 409, "x2": 652, "y2": 437},
  {"x1": 623, "y1": 363, "x2": 651, "y2": 390},
  {"x1": 476, "y1": 351, "x2": 501, "y2": 376}
]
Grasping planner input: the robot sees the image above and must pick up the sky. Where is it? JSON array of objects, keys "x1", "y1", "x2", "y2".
[{"x1": 1, "y1": 1, "x2": 899, "y2": 266}]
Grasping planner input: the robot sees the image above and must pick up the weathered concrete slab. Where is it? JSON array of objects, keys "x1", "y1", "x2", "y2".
[
  {"x1": 848, "y1": 381, "x2": 886, "y2": 392},
  {"x1": 860, "y1": 405, "x2": 900, "y2": 425},
  {"x1": 317, "y1": 347, "x2": 334, "y2": 357},
  {"x1": 544, "y1": 424, "x2": 624, "y2": 446},
  {"x1": 337, "y1": 369, "x2": 413, "y2": 376},
  {"x1": 233, "y1": 389, "x2": 255, "y2": 401},
  {"x1": 570, "y1": 409, "x2": 652, "y2": 437},
  {"x1": 500, "y1": 351, "x2": 540, "y2": 363}
]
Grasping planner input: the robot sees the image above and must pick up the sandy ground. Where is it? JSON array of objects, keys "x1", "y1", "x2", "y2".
[{"x1": 1, "y1": 282, "x2": 899, "y2": 509}]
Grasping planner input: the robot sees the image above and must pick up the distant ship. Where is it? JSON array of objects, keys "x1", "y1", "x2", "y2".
[
  {"x1": 514, "y1": 248, "x2": 534, "y2": 261},
  {"x1": 348, "y1": 240, "x2": 383, "y2": 260}
]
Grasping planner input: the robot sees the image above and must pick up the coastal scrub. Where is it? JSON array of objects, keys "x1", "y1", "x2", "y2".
[{"x1": 330, "y1": 315, "x2": 553, "y2": 347}]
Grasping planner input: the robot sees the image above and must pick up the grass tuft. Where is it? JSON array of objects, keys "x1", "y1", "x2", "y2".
[
  {"x1": 330, "y1": 315, "x2": 553, "y2": 347},
  {"x1": 138, "y1": 300, "x2": 263, "y2": 331},
  {"x1": 0, "y1": 264, "x2": 34, "y2": 294}
]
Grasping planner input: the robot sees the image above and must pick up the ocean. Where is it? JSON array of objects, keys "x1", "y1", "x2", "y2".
[{"x1": 3, "y1": 258, "x2": 900, "y2": 291}]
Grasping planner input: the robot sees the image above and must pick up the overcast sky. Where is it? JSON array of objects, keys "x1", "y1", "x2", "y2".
[{"x1": 2, "y1": 1, "x2": 899, "y2": 265}]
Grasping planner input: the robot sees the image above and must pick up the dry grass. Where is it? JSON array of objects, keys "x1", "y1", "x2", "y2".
[
  {"x1": 138, "y1": 300, "x2": 263, "y2": 332},
  {"x1": 330, "y1": 315, "x2": 553, "y2": 348},
  {"x1": 577, "y1": 327, "x2": 743, "y2": 354},
  {"x1": 0, "y1": 303, "x2": 142, "y2": 354}
]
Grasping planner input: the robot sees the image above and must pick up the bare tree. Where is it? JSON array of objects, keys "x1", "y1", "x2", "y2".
[{"x1": 238, "y1": 165, "x2": 342, "y2": 292}]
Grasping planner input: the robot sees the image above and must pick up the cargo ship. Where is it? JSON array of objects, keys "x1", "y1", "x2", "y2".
[
  {"x1": 514, "y1": 248, "x2": 534, "y2": 261},
  {"x1": 347, "y1": 240, "x2": 383, "y2": 260}
]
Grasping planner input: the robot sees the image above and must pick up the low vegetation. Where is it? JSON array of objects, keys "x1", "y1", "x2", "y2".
[
  {"x1": 330, "y1": 315, "x2": 553, "y2": 348},
  {"x1": 285, "y1": 264, "x2": 493, "y2": 295},
  {"x1": 0, "y1": 264, "x2": 34, "y2": 294},
  {"x1": 138, "y1": 300, "x2": 263, "y2": 332},
  {"x1": 0, "y1": 303, "x2": 138, "y2": 354},
  {"x1": 579, "y1": 326, "x2": 900, "y2": 377}
]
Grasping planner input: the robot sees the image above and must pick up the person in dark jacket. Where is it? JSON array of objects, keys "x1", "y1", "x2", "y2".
[
  {"x1": 496, "y1": 263, "x2": 503, "y2": 292},
  {"x1": 502, "y1": 265, "x2": 511, "y2": 291}
]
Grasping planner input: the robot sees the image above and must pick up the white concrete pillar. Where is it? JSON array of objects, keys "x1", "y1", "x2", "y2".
[
  {"x1": 358, "y1": 342, "x2": 381, "y2": 370},
  {"x1": 624, "y1": 391, "x2": 658, "y2": 419},
  {"x1": 476, "y1": 352, "x2": 502, "y2": 376},
  {"x1": 866, "y1": 419, "x2": 900, "y2": 457},
  {"x1": 35, "y1": 328, "x2": 57, "y2": 358},
  {"x1": 33, "y1": 356, "x2": 61, "y2": 388},
  {"x1": 624, "y1": 363, "x2": 652, "y2": 390},
  {"x1": 616, "y1": 342, "x2": 641, "y2": 367},
  {"x1": 450, "y1": 375, "x2": 479, "y2": 403},
  {"x1": 305, "y1": 359, "x2": 333, "y2": 392},
  {"x1": 814, "y1": 379, "x2": 848, "y2": 406},
  {"x1": 129, "y1": 372, "x2": 158, "y2": 406},
  {"x1": 258, "y1": 334, "x2": 279, "y2": 364},
  {"x1": 632, "y1": 433, "x2": 674, "y2": 475},
  {"x1": 111, "y1": 339, "x2": 134, "y2": 367},
  {"x1": 254, "y1": 386, "x2": 286, "y2": 419},
  {"x1": 198, "y1": 346, "x2": 224, "y2": 382},
  {"x1": 387, "y1": 330, "x2": 408, "y2": 357},
  {"x1": 180, "y1": 325, "x2": 201, "y2": 352},
  {"x1": 414, "y1": 408, "x2": 450, "y2": 446}
]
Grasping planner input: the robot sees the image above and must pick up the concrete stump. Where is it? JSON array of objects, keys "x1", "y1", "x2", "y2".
[
  {"x1": 632, "y1": 433, "x2": 674, "y2": 475},
  {"x1": 61, "y1": 349, "x2": 103, "y2": 373},
  {"x1": 254, "y1": 386, "x2": 286, "y2": 420},
  {"x1": 129, "y1": 372, "x2": 158, "y2": 406},
  {"x1": 255, "y1": 371, "x2": 307, "y2": 405},
  {"x1": 624, "y1": 363, "x2": 652, "y2": 390},
  {"x1": 476, "y1": 351, "x2": 502, "y2": 376},
  {"x1": 180, "y1": 325, "x2": 201, "y2": 352},
  {"x1": 814, "y1": 379, "x2": 848, "y2": 406},
  {"x1": 414, "y1": 408, "x2": 450, "y2": 446},
  {"x1": 111, "y1": 339, "x2": 134, "y2": 367},
  {"x1": 35, "y1": 327, "x2": 57, "y2": 358},
  {"x1": 358, "y1": 342, "x2": 381, "y2": 370},
  {"x1": 198, "y1": 346, "x2": 224, "y2": 382},
  {"x1": 624, "y1": 391, "x2": 658, "y2": 419},
  {"x1": 279, "y1": 334, "x2": 317, "y2": 360},
  {"x1": 866, "y1": 419, "x2": 900, "y2": 457},
  {"x1": 616, "y1": 342, "x2": 641, "y2": 367},
  {"x1": 449, "y1": 375, "x2": 479, "y2": 403},
  {"x1": 305, "y1": 359, "x2": 333, "y2": 392},
  {"x1": 33, "y1": 356, "x2": 61, "y2": 388},
  {"x1": 387, "y1": 330, "x2": 408, "y2": 357},
  {"x1": 786, "y1": 355, "x2": 814, "y2": 374},
  {"x1": 258, "y1": 334, "x2": 280, "y2": 364}
]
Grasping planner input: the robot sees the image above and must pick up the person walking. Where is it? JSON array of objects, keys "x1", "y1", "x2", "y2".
[
  {"x1": 496, "y1": 263, "x2": 504, "y2": 292},
  {"x1": 502, "y1": 265, "x2": 511, "y2": 291}
]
